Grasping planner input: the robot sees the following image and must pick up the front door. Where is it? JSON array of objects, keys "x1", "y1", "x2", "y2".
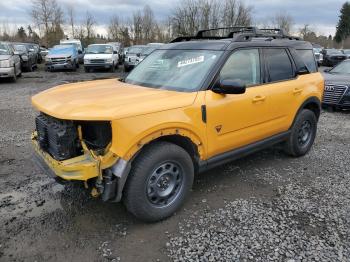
[{"x1": 205, "y1": 48, "x2": 276, "y2": 158}]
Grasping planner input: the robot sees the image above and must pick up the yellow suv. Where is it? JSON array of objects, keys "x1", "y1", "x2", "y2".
[{"x1": 31, "y1": 27, "x2": 324, "y2": 222}]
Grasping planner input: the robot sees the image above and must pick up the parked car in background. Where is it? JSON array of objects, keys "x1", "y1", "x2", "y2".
[
  {"x1": 341, "y1": 49, "x2": 350, "y2": 59},
  {"x1": 107, "y1": 42, "x2": 124, "y2": 64},
  {"x1": 84, "y1": 44, "x2": 119, "y2": 72},
  {"x1": 29, "y1": 43, "x2": 42, "y2": 63},
  {"x1": 313, "y1": 47, "x2": 323, "y2": 66},
  {"x1": 60, "y1": 39, "x2": 84, "y2": 63},
  {"x1": 138, "y1": 44, "x2": 164, "y2": 63},
  {"x1": 40, "y1": 47, "x2": 49, "y2": 58},
  {"x1": 322, "y1": 49, "x2": 347, "y2": 67},
  {"x1": 123, "y1": 45, "x2": 147, "y2": 72},
  {"x1": 45, "y1": 44, "x2": 79, "y2": 72},
  {"x1": 11, "y1": 43, "x2": 37, "y2": 72},
  {"x1": 322, "y1": 60, "x2": 350, "y2": 110},
  {"x1": 0, "y1": 42, "x2": 21, "y2": 81}
]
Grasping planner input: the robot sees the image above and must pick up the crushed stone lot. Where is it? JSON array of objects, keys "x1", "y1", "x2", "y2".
[{"x1": 0, "y1": 67, "x2": 349, "y2": 261}]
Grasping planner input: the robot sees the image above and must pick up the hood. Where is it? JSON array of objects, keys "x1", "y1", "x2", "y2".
[
  {"x1": 323, "y1": 72, "x2": 350, "y2": 86},
  {"x1": 327, "y1": 54, "x2": 347, "y2": 58},
  {"x1": 47, "y1": 53, "x2": 72, "y2": 59},
  {"x1": 0, "y1": 55, "x2": 11, "y2": 61},
  {"x1": 84, "y1": 54, "x2": 113, "y2": 59},
  {"x1": 31, "y1": 79, "x2": 198, "y2": 121}
]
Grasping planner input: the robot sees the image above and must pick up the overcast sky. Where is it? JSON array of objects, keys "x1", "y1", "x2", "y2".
[{"x1": 0, "y1": 0, "x2": 345, "y2": 36}]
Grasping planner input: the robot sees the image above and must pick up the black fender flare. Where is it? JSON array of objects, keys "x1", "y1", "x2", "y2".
[{"x1": 290, "y1": 96, "x2": 321, "y2": 129}]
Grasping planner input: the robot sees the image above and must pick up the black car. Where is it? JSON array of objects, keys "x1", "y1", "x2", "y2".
[
  {"x1": 322, "y1": 49, "x2": 347, "y2": 67},
  {"x1": 323, "y1": 60, "x2": 350, "y2": 109},
  {"x1": 11, "y1": 43, "x2": 37, "y2": 72}
]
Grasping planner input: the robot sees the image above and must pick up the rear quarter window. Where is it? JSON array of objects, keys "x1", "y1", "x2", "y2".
[
  {"x1": 297, "y1": 49, "x2": 317, "y2": 73},
  {"x1": 265, "y1": 48, "x2": 294, "y2": 82}
]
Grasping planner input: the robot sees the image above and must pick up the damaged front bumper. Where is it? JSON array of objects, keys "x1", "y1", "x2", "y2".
[
  {"x1": 31, "y1": 132, "x2": 131, "y2": 202},
  {"x1": 32, "y1": 135, "x2": 101, "y2": 181}
]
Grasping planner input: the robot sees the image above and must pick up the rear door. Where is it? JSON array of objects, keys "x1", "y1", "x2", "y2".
[{"x1": 261, "y1": 48, "x2": 303, "y2": 133}]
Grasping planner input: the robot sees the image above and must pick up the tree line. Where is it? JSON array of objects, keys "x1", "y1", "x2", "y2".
[{"x1": 0, "y1": 0, "x2": 349, "y2": 49}]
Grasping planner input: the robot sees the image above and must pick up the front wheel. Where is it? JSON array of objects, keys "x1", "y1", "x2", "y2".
[
  {"x1": 123, "y1": 141, "x2": 194, "y2": 222},
  {"x1": 12, "y1": 66, "x2": 17, "y2": 82},
  {"x1": 284, "y1": 109, "x2": 317, "y2": 157}
]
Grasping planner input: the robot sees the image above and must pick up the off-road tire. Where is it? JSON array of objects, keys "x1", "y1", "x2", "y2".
[
  {"x1": 123, "y1": 141, "x2": 194, "y2": 222},
  {"x1": 284, "y1": 109, "x2": 317, "y2": 157}
]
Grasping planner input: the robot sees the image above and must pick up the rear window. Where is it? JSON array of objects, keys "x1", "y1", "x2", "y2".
[
  {"x1": 265, "y1": 49, "x2": 294, "y2": 82},
  {"x1": 297, "y1": 49, "x2": 317, "y2": 72}
]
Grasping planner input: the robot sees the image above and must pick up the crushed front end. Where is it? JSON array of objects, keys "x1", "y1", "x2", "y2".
[{"x1": 32, "y1": 113, "x2": 129, "y2": 202}]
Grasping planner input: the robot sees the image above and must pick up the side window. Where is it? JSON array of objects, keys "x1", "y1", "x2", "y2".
[
  {"x1": 265, "y1": 49, "x2": 294, "y2": 82},
  {"x1": 296, "y1": 49, "x2": 317, "y2": 73},
  {"x1": 220, "y1": 49, "x2": 261, "y2": 87}
]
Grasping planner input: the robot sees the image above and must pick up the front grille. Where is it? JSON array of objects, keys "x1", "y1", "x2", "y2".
[
  {"x1": 323, "y1": 85, "x2": 348, "y2": 105},
  {"x1": 90, "y1": 59, "x2": 105, "y2": 64},
  {"x1": 51, "y1": 58, "x2": 67, "y2": 64},
  {"x1": 35, "y1": 114, "x2": 81, "y2": 161}
]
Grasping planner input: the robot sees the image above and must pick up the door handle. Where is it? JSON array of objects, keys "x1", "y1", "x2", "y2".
[
  {"x1": 252, "y1": 95, "x2": 266, "y2": 103},
  {"x1": 293, "y1": 88, "x2": 303, "y2": 94}
]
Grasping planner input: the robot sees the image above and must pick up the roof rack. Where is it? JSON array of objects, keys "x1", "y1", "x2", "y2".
[{"x1": 170, "y1": 26, "x2": 300, "y2": 43}]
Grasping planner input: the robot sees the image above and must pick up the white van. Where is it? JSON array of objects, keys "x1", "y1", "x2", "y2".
[{"x1": 84, "y1": 44, "x2": 119, "y2": 72}]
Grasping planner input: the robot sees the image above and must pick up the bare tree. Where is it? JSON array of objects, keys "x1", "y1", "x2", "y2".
[
  {"x1": 84, "y1": 11, "x2": 96, "y2": 44},
  {"x1": 171, "y1": 0, "x2": 252, "y2": 37},
  {"x1": 108, "y1": 15, "x2": 120, "y2": 41},
  {"x1": 30, "y1": 0, "x2": 64, "y2": 46},
  {"x1": 271, "y1": 11, "x2": 294, "y2": 34},
  {"x1": 67, "y1": 5, "x2": 75, "y2": 38}
]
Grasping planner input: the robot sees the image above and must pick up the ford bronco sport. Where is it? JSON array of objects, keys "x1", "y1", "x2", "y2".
[{"x1": 31, "y1": 27, "x2": 324, "y2": 222}]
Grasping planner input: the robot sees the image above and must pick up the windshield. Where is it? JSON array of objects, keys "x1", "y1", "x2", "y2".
[
  {"x1": 329, "y1": 60, "x2": 350, "y2": 74},
  {"x1": 14, "y1": 45, "x2": 27, "y2": 52},
  {"x1": 128, "y1": 46, "x2": 145, "y2": 54},
  {"x1": 327, "y1": 49, "x2": 343, "y2": 55},
  {"x1": 313, "y1": 48, "x2": 322, "y2": 53},
  {"x1": 86, "y1": 45, "x2": 113, "y2": 54},
  {"x1": 125, "y1": 49, "x2": 223, "y2": 92},
  {"x1": 142, "y1": 47, "x2": 156, "y2": 56},
  {"x1": 0, "y1": 44, "x2": 10, "y2": 55},
  {"x1": 342, "y1": 50, "x2": 350, "y2": 55},
  {"x1": 49, "y1": 45, "x2": 74, "y2": 55}
]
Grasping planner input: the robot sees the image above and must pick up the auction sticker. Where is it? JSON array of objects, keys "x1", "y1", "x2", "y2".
[{"x1": 178, "y1": 56, "x2": 205, "y2": 67}]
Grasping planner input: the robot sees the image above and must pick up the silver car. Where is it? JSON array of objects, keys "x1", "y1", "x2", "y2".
[
  {"x1": 124, "y1": 45, "x2": 147, "y2": 72},
  {"x1": 0, "y1": 42, "x2": 22, "y2": 82}
]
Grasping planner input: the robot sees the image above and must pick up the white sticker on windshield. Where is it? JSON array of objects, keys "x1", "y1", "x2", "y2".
[{"x1": 177, "y1": 56, "x2": 204, "y2": 68}]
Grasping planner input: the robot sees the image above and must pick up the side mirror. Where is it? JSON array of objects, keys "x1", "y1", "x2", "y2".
[
  {"x1": 136, "y1": 53, "x2": 141, "y2": 57},
  {"x1": 324, "y1": 68, "x2": 331, "y2": 73},
  {"x1": 78, "y1": 50, "x2": 82, "y2": 54},
  {"x1": 297, "y1": 67, "x2": 309, "y2": 76},
  {"x1": 212, "y1": 79, "x2": 246, "y2": 95}
]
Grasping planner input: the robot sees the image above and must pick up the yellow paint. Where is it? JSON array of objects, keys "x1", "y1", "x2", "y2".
[{"x1": 31, "y1": 73, "x2": 324, "y2": 181}]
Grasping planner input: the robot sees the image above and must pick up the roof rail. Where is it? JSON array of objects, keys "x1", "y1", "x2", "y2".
[{"x1": 170, "y1": 26, "x2": 300, "y2": 43}]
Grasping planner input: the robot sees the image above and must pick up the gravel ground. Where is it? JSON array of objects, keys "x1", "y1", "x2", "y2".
[{"x1": 0, "y1": 66, "x2": 349, "y2": 262}]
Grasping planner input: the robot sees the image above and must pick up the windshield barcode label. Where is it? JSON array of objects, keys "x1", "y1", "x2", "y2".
[{"x1": 177, "y1": 56, "x2": 205, "y2": 68}]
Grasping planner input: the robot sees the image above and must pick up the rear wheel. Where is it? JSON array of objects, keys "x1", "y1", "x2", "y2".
[
  {"x1": 284, "y1": 109, "x2": 317, "y2": 157},
  {"x1": 123, "y1": 141, "x2": 194, "y2": 222}
]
